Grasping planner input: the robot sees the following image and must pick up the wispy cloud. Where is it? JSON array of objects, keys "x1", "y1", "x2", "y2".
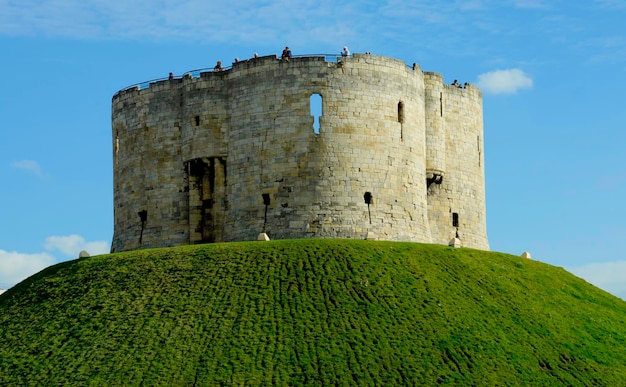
[
  {"x1": 568, "y1": 261, "x2": 626, "y2": 300},
  {"x1": 594, "y1": 0, "x2": 626, "y2": 10},
  {"x1": 0, "y1": 1, "x2": 518, "y2": 56},
  {"x1": 596, "y1": 171, "x2": 626, "y2": 190},
  {"x1": 11, "y1": 160, "x2": 43, "y2": 176},
  {"x1": 476, "y1": 68, "x2": 533, "y2": 94},
  {"x1": 514, "y1": 0, "x2": 549, "y2": 9},
  {"x1": 577, "y1": 35, "x2": 626, "y2": 65},
  {"x1": 0, "y1": 0, "x2": 358, "y2": 44},
  {"x1": 1, "y1": 0, "x2": 620, "y2": 69}
]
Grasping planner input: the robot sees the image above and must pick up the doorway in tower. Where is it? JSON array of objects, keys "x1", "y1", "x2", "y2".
[{"x1": 187, "y1": 157, "x2": 228, "y2": 243}]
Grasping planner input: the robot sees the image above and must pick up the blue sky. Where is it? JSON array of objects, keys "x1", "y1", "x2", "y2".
[{"x1": 1, "y1": 0, "x2": 626, "y2": 298}]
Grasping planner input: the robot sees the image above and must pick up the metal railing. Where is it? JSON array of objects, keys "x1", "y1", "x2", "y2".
[{"x1": 116, "y1": 53, "x2": 356, "y2": 92}]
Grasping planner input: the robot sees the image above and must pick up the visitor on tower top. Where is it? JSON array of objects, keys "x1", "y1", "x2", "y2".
[
  {"x1": 341, "y1": 46, "x2": 350, "y2": 57},
  {"x1": 281, "y1": 47, "x2": 292, "y2": 61}
]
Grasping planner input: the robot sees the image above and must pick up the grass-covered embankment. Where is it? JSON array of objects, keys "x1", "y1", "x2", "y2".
[{"x1": 1, "y1": 239, "x2": 625, "y2": 385}]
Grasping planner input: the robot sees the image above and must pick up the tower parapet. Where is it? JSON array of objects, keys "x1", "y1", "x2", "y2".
[{"x1": 111, "y1": 54, "x2": 488, "y2": 252}]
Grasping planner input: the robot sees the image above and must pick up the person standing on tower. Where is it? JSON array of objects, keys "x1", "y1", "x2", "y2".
[
  {"x1": 341, "y1": 46, "x2": 350, "y2": 57},
  {"x1": 281, "y1": 46, "x2": 292, "y2": 61}
]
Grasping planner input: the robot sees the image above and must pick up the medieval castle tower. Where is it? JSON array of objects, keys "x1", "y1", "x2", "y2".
[{"x1": 111, "y1": 53, "x2": 489, "y2": 253}]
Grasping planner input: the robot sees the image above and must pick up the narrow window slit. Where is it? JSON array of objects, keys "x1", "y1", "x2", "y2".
[
  {"x1": 398, "y1": 101, "x2": 404, "y2": 140},
  {"x1": 364, "y1": 192, "x2": 373, "y2": 224},
  {"x1": 477, "y1": 135, "x2": 481, "y2": 166},
  {"x1": 262, "y1": 193, "x2": 270, "y2": 232},
  {"x1": 440, "y1": 92, "x2": 443, "y2": 117}
]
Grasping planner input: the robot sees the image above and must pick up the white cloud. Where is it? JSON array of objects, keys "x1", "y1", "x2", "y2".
[
  {"x1": 44, "y1": 234, "x2": 109, "y2": 257},
  {"x1": 568, "y1": 261, "x2": 626, "y2": 300},
  {"x1": 11, "y1": 160, "x2": 42, "y2": 176},
  {"x1": 0, "y1": 250, "x2": 56, "y2": 289},
  {"x1": 0, "y1": 235, "x2": 109, "y2": 291},
  {"x1": 476, "y1": 68, "x2": 533, "y2": 94}
]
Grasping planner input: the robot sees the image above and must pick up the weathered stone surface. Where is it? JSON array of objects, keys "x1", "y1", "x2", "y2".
[{"x1": 111, "y1": 54, "x2": 489, "y2": 252}]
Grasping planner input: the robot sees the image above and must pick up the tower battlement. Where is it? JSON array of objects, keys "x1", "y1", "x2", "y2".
[{"x1": 111, "y1": 53, "x2": 488, "y2": 252}]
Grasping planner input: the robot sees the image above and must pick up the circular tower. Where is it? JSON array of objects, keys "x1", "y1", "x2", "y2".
[{"x1": 111, "y1": 54, "x2": 488, "y2": 252}]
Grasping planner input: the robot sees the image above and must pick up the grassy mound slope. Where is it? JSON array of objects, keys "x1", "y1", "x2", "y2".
[{"x1": 1, "y1": 239, "x2": 626, "y2": 385}]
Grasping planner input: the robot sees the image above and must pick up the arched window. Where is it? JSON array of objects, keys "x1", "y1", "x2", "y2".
[{"x1": 310, "y1": 93, "x2": 322, "y2": 134}]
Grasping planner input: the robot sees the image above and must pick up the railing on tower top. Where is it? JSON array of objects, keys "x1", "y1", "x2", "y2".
[{"x1": 116, "y1": 53, "x2": 387, "y2": 93}]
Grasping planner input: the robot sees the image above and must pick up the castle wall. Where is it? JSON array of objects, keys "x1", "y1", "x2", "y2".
[
  {"x1": 426, "y1": 82, "x2": 489, "y2": 249},
  {"x1": 180, "y1": 72, "x2": 229, "y2": 244},
  {"x1": 424, "y1": 72, "x2": 446, "y2": 178},
  {"x1": 111, "y1": 80, "x2": 189, "y2": 252},
  {"x1": 182, "y1": 72, "x2": 229, "y2": 161},
  {"x1": 111, "y1": 54, "x2": 488, "y2": 252},
  {"x1": 218, "y1": 55, "x2": 431, "y2": 242}
]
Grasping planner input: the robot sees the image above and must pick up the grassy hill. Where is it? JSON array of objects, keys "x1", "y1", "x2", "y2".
[{"x1": 1, "y1": 239, "x2": 625, "y2": 385}]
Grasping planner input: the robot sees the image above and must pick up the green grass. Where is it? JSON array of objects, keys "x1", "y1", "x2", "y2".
[{"x1": 1, "y1": 239, "x2": 625, "y2": 386}]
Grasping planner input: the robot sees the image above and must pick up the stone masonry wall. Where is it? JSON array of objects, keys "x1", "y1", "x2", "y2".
[
  {"x1": 426, "y1": 81, "x2": 489, "y2": 250},
  {"x1": 112, "y1": 80, "x2": 188, "y2": 252},
  {"x1": 111, "y1": 54, "x2": 489, "y2": 252}
]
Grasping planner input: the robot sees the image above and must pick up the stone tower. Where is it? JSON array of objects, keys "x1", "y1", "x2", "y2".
[{"x1": 111, "y1": 54, "x2": 489, "y2": 252}]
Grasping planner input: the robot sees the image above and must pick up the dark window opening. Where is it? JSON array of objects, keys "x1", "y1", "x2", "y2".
[
  {"x1": 194, "y1": 116, "x2": 200, "y2": 126},
  {"x1": 364, "y1": 192, "x2": 373, "y2": 204},
  {"x1": 310, "y1": 93, "x2": 322, "y2": 134},
  {"x1": 398, "y1": 101, "x2": 404, "y2": 140},
  {"x1": 138, "y1": 210, "x2": 148, "y2": 246},
  {"x1": 187, "y1": 157, "x2": 228, "y2": 244},
  {"x1": 364, "y1": 192, "x2": 373, "y2": 224},
  {"x1": 452, "y1": 212, "x2": 459, "y2": 227},
  {"x1": 427, "y1": 173, "x2": 443, "y2": 188},
  {"x1": 262, "y1": 193, "x2": 271, "y2": 232},
  {"x1": 440, "y1": 92, "x2": 443, "y2": 117}
]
